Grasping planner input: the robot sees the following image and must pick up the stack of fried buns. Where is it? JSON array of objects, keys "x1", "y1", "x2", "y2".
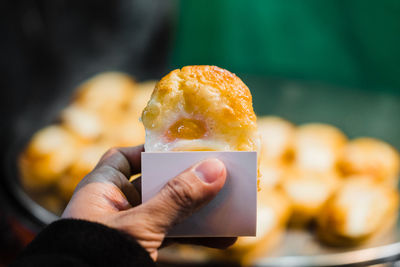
[{"x1": 19, "y1": 67, "x2": 400, "y2": 265}]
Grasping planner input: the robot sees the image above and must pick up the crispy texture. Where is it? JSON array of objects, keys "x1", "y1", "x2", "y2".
[{"x1": 142, "y1": 66, "x2": 259, "y2": 152}]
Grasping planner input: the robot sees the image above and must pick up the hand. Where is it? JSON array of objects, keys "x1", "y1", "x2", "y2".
[{"x1": 61, "y1": 145, "x2": 236, "y2": 261}]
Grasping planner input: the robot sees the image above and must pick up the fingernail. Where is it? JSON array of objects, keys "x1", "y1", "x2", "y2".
[{"x1": 194, "y1": 158, "x2": 225, "y2": 184}]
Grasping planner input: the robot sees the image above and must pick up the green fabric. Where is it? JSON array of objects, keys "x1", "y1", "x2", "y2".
[{"x1": 170, "y1": 0, "x2": 400, "y2": 92}]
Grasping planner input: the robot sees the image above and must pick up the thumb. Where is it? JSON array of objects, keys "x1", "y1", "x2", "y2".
[{"x1": 139, "y1": 158, "x2": 227, "y2": 233}]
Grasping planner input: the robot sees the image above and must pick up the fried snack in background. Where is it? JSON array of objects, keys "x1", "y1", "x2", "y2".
[
  {"x1": 257, "y1": 117, "x2": 295, "y2": 188},
  {"x1": 129, "y1": 80, "x2": 157, "y2": 118},
  {"x1": 184, "y1": 188, "x2": 292, "y2": 265},
  {"x1": 226, "y1": 189, "x2": 291, "y2": 265},
  {"x1": 61, "y1": 104, "x2": 104, "y2": 142},
  {"x1": 280, "y1": 168, "x2": 341, "y2": 226},
  {"x1": 317, "y1": 176, "x2": 399, "y2": 246},
  {"x1": 18, "y1": 68, "x2": 400, "y2": 257},
  {"x1": 19, "y1": 72, "x2": 152, "y2": 210},
  {"x1": 103, "y1": 117, "x2": 145, "y2": 147},
  {"x1": 158, "y1": 172, "x2": 292, "y2": 265},
  {"x1": 19, "y1": 125, "x2": 81, "y2": 191},
  {"x1": 293, "y1": 123, "x2": 347, "y2": 172},
  {"x1": 68, "y1": 72, "x2": 137, "y2": 142},
  {"x1": 258, "y1": 160, "x2": 287, "y2": 189},
  {"x1": 141, "y1": 66, "x2": 260, "y2": 152},
  {"x1": 103, "y1": 80, "x2": 155, "y2": 147},
  {"x1": 73, "y1": 72, "x2": 136, "y2": 122},
  {"x1": 257, "y1": 116, "x2": 295, "y2": 165},
  {"x1": 338, "y1": 138, "x2": 400, "y2": 187}
]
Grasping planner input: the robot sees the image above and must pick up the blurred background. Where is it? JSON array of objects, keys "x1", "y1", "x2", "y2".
[{"x1": 1, "y1": 0, "x2": 400, "y2": 265}]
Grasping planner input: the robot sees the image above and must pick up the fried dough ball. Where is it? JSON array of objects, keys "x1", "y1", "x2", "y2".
[
  {"x1": 73, "y1": 72, "x2": 136, "y2": 120},
  {"x1": 259, "y1": 161, "x2": 286, "y2": 189},
  {"x1": 258, "y1": 116, "x2": 295, "y2": 164},
  {"x1": 294, "y1": 123, "x2": 347, "y2": 171},
  {"x1": 100, "y1": 81, "x2": 154, "y2": 147},
  {"x1": 103, "y1": 117, "x2": 146, "y2": 147},
  {"x1": 280, "y1": 168, "x2": 341, "y2": 226},
  {"x1": 129, "y1": 80, "x2": 157, "y2": 118},
  {"x1": 57, "y1": 143, "x2": 110, "y2": 201},
  {"x1": 19, "y1": 125, "x2": 80, "y2": 190},
  {"x1": 317, "y1": 176, "x2": 399, "y2": 246},
  {"x1": 61, "y1": 104, "x2": 104, "y2": 141},
  {"x1": 339, "y1": 138, "x2": 400, "y2": 187},
  {"x1": 141, "y1": 66, "x2": 260, "y2": 152},
  {"x1": 101, "y1": 80, "x2": 154, "y2": 147},
  {"x1": 227, "y1": 189, "x2": 291, "y2": 264}
]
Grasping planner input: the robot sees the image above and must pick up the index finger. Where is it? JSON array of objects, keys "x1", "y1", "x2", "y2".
[
  {"x1": 79, "y1": 145, "x2": 144, "y2": 206},
  {"x1": 95, "y1": 145, "x2": 144, "y2": 177}
]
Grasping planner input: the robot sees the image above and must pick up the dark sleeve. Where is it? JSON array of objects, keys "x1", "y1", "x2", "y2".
[{"x1": 11, "y1": 219, "x2": 156, "y2": 267}]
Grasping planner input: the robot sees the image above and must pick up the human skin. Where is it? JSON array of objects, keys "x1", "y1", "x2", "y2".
[{"x1": 62, "y1": 145, "x2": 236, "y2": 261}]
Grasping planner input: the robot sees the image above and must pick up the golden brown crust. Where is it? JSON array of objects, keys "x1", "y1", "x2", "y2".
[
  {"x1": 129, "y1": 80, "x2": 157, "y2": 118},
  {"x1": 74, "y1": 72, "x2": 136, "y2": 116},
  {"x1": 317, "y1": 176, "x2": 399, "y2": 246},
  {"x1": 294, "y1": 123, "x2": 348, "y2": 171},
  {"x1": 142, "y1": 65, "x2": 259, "y2": 152},
  {"x1": 280, "y1": 168, "x2": 341, "y2": 226},
  {"x1": 338, "y1": 137, "x2": 400, "y2": 186},
  {"x1": 19, "y1": 125, "x2": 81, "y2": 190},
  {"x1": 257, "y1": 116, "x2": 295, "y2": 164}
]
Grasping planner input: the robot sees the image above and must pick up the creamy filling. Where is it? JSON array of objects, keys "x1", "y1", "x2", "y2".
[{"x1": 144, "y1": 130, "x2": 232, "y2": 151}]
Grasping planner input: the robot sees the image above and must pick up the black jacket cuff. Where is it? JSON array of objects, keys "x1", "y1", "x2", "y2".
[{"x1": 11, "y1": 219, "x2": 155, "y2": 267}]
